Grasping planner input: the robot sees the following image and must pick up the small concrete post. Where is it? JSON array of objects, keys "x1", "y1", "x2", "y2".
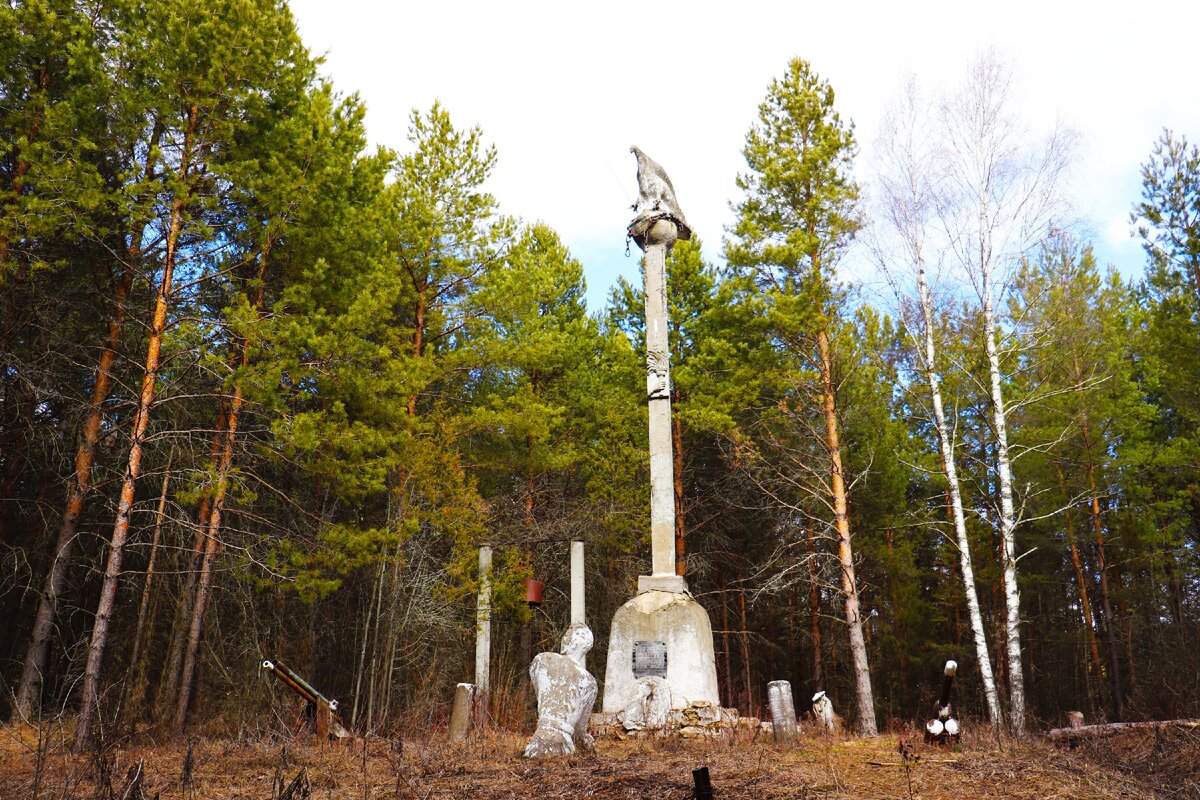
[
  {"x1": 474, "y1": 545, "x2": 492, "y2": 727},
  {"x1": 448, "y1": 682, "x2": 474, "y2": 741},
  {"x1": 570, "y1": 541, "x2": 585, "y2": 626},
  {"x1": 767, "y1": 680, "x2": 798, "y2": 742}
]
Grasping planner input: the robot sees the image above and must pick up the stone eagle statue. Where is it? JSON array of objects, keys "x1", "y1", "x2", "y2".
[{"x1": 630, "y1": 146, "x2": 690, "y2": 238}]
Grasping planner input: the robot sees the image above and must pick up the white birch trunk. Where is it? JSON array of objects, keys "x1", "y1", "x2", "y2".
[
  {"x1": 981, "y1": 253, "x2": 1026, "y2": 732},
  {"x1": 874, "y1": 83, "x2": 1005, "y2": 726},
  {"x1": 916, "y1": 260, "x2": 1003, "y2": 726}
]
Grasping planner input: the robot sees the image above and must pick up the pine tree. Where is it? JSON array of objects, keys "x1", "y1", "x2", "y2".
[
  {"x1": 725, "y1": 57, "x2": 877, "y2": 735},
  {"x1": 73, "y1": 0, "x2": 318, "y2": 750}
]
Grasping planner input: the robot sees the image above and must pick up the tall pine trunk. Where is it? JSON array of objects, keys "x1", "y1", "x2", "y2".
[
  {"x1": 75, "y1": 105, "x2": 197, "y2": 752},
  {"x1": 817, "y1": 327, "x2": 877, "y2": 736},
  {"x1": 1057, "y1": 466, "x2": 1103, "y2": 717},
  {"x1": 153, "y1": 406, "x2": 226, "y2": 723},
  {"x1": 120, "y1": 446, "x2": 173, "y2": 723},
  {"x1": 13, "y1": 121, "x2": 163, "y2": 719},
  {"x1": 1072, "y1": 354, "x2": 1124, "y2": 720},
  {"x1": 172, "y1": 384, "x2": 242, "y2": 733},
  {"x1": 173, "y1": 243, "x2": 271, "y2": 734}
]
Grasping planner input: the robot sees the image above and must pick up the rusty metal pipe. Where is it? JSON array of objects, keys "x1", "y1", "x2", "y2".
[
  {"x1": 262, "y1": 659, "x2": 318, "y2": 704},
  {"x1": 274, "y1": 659, "x2": 328, "y2": 707}
]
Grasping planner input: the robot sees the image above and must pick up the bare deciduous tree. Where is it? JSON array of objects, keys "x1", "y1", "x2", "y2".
[
  {"x1": 936, "y1": 52, "x2": 1074, "y2": 732},
  {"x1": 871, "y1": 78, "x2": 1004, "y2": 727}
]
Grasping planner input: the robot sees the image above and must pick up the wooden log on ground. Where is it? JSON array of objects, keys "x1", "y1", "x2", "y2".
[{"x1": 1048, "y1": 719, "x2": 1200, "y2": 742}]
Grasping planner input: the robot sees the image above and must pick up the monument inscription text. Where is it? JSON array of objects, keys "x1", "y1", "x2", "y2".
[{"x1": 632, "y1": 640, "x2": 667, "y2": 678}]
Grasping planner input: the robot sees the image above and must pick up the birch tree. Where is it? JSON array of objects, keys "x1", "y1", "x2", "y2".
[
  {"x1": 872, "y1": 79, "x2": 1003, "y2": 726},
  {"x1": 937, "y1": 53, "x2": 1073, "y2": 731}
]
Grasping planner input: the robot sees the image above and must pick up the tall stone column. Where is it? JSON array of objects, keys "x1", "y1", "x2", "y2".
[
  {"x1": 602, "y1": 147, "x2": 720, "y2": 715},
  {"x1": 640, "y1": 219, "x2": 681, "y2": 585}
]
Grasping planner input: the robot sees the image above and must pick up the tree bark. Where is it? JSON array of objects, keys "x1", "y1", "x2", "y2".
[
  {"x1": 153, "y1": 406, "x2": 226, "y2": 724},
  {"x1": 915, "y1": 259, "x2": 1003, "y2": 725},
  {"x1": 805, "y1": 522, "x2": 823, "y2": 692},
  {"x1": 172, "y1": 386, "x2": 242, "y2": 734},
  {"x1": 1055, "y1": 465, "x2": 1103, "y2": 718},
  {"x1": 121, "y1": 447, "x2": 174, "y2": 723},
  {"x1": 1072, "y1": 354, "x2": 1124, "y2": 720},
  {"x1": 817, "y1": 327, "x2": 877, "y2": 736},
  {"x1": 13, "y1": 119, "x2": 163, "y2": 720},
  {"x1": 173, "y1": 240, "x2": 272, "y2": 735},
  {"x1": 75, "y1": 105, "x2": 197, "y2": 752},
  {"x1": 981, "y1": 251, "x2": 1026, "y2": 733},
  {"x1": 406, "y1": 278, "x2": 428, "y2": 416},
  {"x1": 737, "y1": 585, "x2": 752, "y2": 712}
]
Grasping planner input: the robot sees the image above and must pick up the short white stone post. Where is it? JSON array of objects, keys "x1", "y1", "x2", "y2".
[
  {"x1": 767, "y1": 680, "x2": 798, "y2": 742},
  {"x1": 570, "y1": 540, "x2": 585, "y2": 669},
  {"x1": 474, "y1": 545, "x2": 492, "y2": 727},
  {"x1": 570, "y1": 541, "x2": 585, "y2": 625}
]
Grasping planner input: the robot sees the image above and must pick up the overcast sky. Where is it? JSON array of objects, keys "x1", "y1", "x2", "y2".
[{"x1": 287, "y1": 1, "x2": 1200, "y2": 311}]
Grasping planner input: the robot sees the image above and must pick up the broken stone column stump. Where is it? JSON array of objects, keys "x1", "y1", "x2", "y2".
[
  {"x1": 448, "y1": 682, "x2": 474, "y2": 741},
  {"x1": 767, "y1": 680, "x2": 799, "y2": 742}
]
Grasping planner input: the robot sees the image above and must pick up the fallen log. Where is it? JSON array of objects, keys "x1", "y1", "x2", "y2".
[{"x1": 1048, "y1": 719, "x2": 1200, "y2": 742}]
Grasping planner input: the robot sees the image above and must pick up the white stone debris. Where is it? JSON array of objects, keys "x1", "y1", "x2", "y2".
[
  {"x1": 619, "y1": 676, "x2": 672, "y2": 731},
  {"x1": 523, "y1": 623, "x2": 598, "y2": 758},
  {"x1": 812, "y1": 691, "x2": 837, "y2": 732}
]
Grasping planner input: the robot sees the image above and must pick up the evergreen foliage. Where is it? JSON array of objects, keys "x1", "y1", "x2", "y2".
[{"x1": 0, "y1": 10, "x2": 1197, "y2": 738}]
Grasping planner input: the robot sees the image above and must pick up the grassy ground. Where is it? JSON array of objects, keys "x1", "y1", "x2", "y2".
[{"x1": 1, "y1": 721, "x2": 1196, "y2": 799}]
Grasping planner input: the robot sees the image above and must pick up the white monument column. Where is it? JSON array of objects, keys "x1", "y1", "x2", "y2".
[
  {"x1": 570, "y1": 540, "x2": 586, "y2": 625},
  {"x1": 641, "y1": 219, "x2": 683, "y2": 587},
  {"x1": 474, "y1": 544, "x2": 492, "y2": 725},
  {"x1": 601, "y1": 147, "x2": 721, "y2": 716}
]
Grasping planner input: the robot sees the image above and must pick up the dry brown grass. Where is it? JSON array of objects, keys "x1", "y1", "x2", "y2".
[{"x1": 1, "y1": 720, "x2": 1194, "y2": 800}]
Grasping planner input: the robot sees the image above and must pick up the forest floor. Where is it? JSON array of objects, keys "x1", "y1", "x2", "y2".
[{"x1": 1, "y1": 721, "x2": 1198, "y2": 800}]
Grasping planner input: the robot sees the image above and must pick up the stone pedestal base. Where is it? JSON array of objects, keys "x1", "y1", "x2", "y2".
[
  {"x1": 589, "y1": 703, "x2": 755, "y2": 740},
  {"x1": 637, "y1": 574, "x2": 688, "y2": 593},
  {"x1": 601, "y1": 587, "x2": 721, "y2": 713}
]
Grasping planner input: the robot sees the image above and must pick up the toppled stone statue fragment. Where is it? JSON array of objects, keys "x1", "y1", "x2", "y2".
[
  {"x1": 524, "y1": 623, "x2": 598, "y2": 758},
  {"x1": 619, "y1": 675, "x2": 672, "y2": 731},
  {"x1": 812, "y1": 690, "x2": 839, "y2": 732}
]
